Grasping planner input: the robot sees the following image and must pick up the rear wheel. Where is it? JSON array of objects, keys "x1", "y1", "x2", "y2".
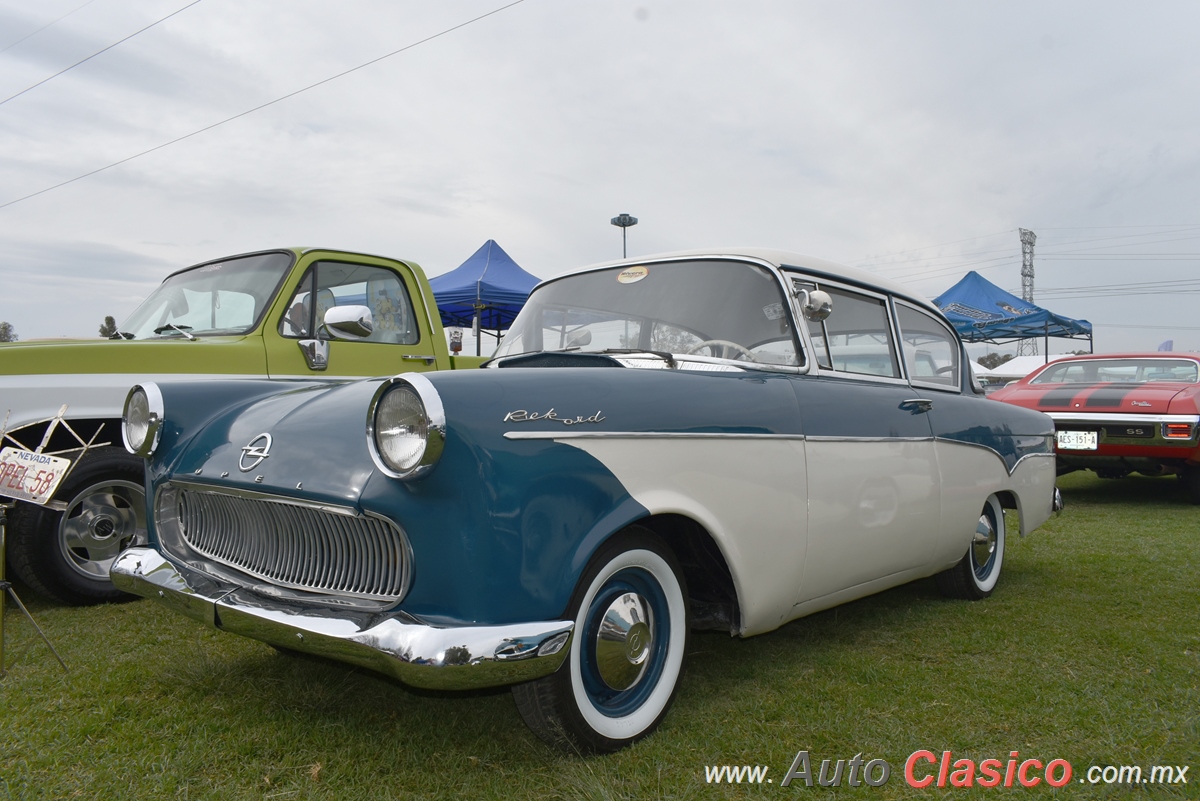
[
  {"x1": 7, "y1": 447, "x2": 146, "y2": 605},
  {"x1": 936, "y1": 494, "x2": 1005, "y2": 600},
  {"x1": 512, "y1": 527, "x2": 688, "y2": 753}
]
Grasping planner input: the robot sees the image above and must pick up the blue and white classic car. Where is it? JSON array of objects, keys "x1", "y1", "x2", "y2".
[{"x1": 112, "y1": 249, "x2": 1060, "y2": 753}]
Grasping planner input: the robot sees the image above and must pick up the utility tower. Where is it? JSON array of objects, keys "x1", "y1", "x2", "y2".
[{"x1": 1017, "y1": 228, "x2": 1038, "y2": 356}]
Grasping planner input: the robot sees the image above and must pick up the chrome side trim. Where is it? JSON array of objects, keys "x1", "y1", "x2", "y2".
[
  {"x1": 806, "y1": 435, "x2": 934, "y2": 443},
  {"x1": 1047, "y1": 412, "x2": 1200, "y2": 425},
  {"x1": 504, "y1": 431, "x2": 807, "y2": 441},
  {"x1": 935, "y1": 437, "x2": 1057, "y2": 477},
  {"x1": 111, "y1": 548, "x2": 573, "y2": 691}
]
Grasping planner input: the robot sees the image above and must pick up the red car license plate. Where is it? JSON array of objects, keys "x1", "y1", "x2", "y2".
[{"x1": 1056, "y1": 430, "x2": 1098, "y2": 450}]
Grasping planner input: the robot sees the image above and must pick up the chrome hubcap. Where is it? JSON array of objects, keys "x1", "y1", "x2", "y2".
[
  {"x1": 972, "y1": 513, "x2": 996, "y2": 573},
  {"x1": 594, "y1": 592, "x2": 653, "y2": 691},
  {"x1": 59, "y1": 480, "x2": 147, "y2": 580}
]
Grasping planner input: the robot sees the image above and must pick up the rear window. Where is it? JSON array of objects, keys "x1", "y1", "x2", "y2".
[{"x1": 1032, "y1": 359, "x2": 1199, "y2": 384}]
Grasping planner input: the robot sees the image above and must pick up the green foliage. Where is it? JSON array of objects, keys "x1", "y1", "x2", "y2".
[
  {"x1": 2, "y1": 472, "x2": 1197, "y2": 799},
  {"x1": 977, "y1": 352, "x2": 1014, "y2": 369},
  {"x1": 98, "y1": 315, "x2": 118, "y2": 338},
  {"x1": 0, "y1": 321, "x2": 16, "y2": 342}
]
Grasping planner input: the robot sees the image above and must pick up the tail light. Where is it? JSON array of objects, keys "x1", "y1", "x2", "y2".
[{"x1": 1164, "y1": 423, "x2": 1195, "y2": 439}]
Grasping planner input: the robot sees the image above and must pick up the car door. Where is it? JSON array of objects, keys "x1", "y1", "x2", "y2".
[
  {"x1": 892, "y1": 300, "x2": 1021, "y2": 563},
  {"x1": 789, "y1": 281, "x2": 942, "y2": 606},
  {"x1": 265, "y1": 257, "x2": 440, "y2": 379}
]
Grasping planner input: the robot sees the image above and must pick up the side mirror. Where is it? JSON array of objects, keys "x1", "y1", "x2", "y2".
[
  {"x1": 323, "y1": 305, "x2": 374, "y2": 340},
  {"x1": 796, "y1": 289, "x2": 833, "y2": 322}
]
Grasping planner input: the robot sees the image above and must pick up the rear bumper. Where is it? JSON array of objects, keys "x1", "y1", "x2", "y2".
[{"x1": 111, "y1": 547, "x2": 573, "y2": 690}]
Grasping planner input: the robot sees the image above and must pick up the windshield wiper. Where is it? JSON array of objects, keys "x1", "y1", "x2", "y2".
[
  {"x1": 107, "y1": 329, "x2": 135, "y2": 340},
  {"x1": 482, "y1": 346, "x2": 580, "y2": 367},
  {"x1": 597, "y1": 348, "x2": 677, "y2": 369},
  {"x1": 153, "y1": 324, "x2": 196, "y2": 340}
]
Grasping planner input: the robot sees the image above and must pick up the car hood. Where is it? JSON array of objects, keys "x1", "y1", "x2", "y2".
[
  {"x1": 162, "y1": 379, "x2": 383, "y2": 508},
  {"x1": 0, "y1": 336, "x2": 266, "y2": 376},
  {"x1": 992, "y1": 382, "x2": 1191, "y2": 414}
]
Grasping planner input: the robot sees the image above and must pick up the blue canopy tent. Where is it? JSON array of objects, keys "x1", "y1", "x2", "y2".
[
  {"x1": 934, "y1": 271, "x2": 1092, "y2": 355},
  {"x1": 429, "y1": 240, "x2": 540, "y2": 355}
]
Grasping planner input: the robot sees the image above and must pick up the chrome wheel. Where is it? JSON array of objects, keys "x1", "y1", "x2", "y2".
[
  {"x1": 971, "y1": 509, "x2": 998, "y2": 583},
  {"x1": 935, "y1": 494, "x2": 1005, "y2": 600},
  {"x1": 58, "y1": 479, "x2": 147, "y2": 581}
]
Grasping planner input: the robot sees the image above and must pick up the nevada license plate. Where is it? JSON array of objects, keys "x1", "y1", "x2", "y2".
[
  {"x1": 0, "y1": 448, "x2": 72, "y2": 505},
  {"x1": 1056, "y1": 430, "x2": 1098, "y2": 451}
]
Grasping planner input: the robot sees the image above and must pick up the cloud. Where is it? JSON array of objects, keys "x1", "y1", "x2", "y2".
[{"x1": 1, "y1": 1, "x2": 1199, "y2": 351}]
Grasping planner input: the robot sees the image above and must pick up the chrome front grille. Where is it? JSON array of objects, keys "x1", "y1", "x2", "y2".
[{"x1": 159, "y1": 484, "x2": 410, "y2": 602}]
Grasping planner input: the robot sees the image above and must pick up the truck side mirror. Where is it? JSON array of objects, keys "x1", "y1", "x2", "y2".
[{"x1": 323, "y1": 305, "x2": 374, "y2": 340}]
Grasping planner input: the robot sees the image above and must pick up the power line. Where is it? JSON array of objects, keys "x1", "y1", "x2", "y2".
[
  {"x1": 852, "y1": 229, "x2": 1015, "y2": 267},
  {"x1": 0, "y1": 0, "x2": 529, "y2": 212},
  {"x1": 1042, "y1": 255, "x2": 1200, "y2": 260},
  {"x1": 0, "y1": 0, "x2": 101, "y2": 55},
  {"x1": 0, "y1": 0, "x2": 206, "y2": 107},
  {"x1": 1092, "y1": 322, "x2": 1200, "y2": 331}
]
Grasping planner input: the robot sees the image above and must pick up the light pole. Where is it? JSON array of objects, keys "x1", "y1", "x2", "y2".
[{"x1": 610, "y1": 213, "x2": 638, "y2": 258}]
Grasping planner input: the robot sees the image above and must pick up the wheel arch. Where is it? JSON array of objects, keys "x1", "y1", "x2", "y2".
[{"x1": 570, "y1": 510, "x2": 741, "y2": 637}]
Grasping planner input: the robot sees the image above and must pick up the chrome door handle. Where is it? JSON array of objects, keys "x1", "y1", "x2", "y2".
[
  {"x1": 401, "y1": 354, "x2": 438, "y2": 364},
  {"x1": 900, "y1": 398, "x2": 934, "y2": 412}
]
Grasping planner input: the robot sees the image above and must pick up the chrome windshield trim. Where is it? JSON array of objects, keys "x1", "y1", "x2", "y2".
[
  {"x1": 1047, "y1": 412, "x2": 1200, "y2": 425},
  {"x1": 504, "y1": 431, "x2": 807, "y2": 441}
]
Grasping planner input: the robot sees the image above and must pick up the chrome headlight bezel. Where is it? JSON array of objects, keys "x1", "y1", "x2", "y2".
[
  {"x1": 122, "y1": 383, "x2": 165, "y2": 458},
  {"x1": 367, "y1": 373, "x2": 446, "y2": 480}
]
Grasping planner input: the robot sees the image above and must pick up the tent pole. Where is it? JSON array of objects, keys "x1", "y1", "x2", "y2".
[{"x1": 1044, "y1": 321, "x2": 1049, "y2": 363}]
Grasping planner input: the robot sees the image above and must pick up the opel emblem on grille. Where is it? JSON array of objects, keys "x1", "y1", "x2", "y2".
[{"x1": 239, "y1": 433, "x2": 273, "y2": 472}]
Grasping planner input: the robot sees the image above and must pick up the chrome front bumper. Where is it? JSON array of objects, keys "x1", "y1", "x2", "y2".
[{"x1": 111, "y1": 547, "x2": 573, "y2": 690}]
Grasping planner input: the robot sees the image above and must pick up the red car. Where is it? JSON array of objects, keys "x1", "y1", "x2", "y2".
[{"x1": 990, "y1": 353, "x2": 1200, "y2": 503}]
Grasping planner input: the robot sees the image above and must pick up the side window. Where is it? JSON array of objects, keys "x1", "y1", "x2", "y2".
[
  {"x1": 809, "y1": 286, "x2": 900, "y2": 379},
  {"x1": 896, "y1": 304, "x2": 960, "y2": 389},
  {"x1": 279, "y1": 269, "x2": 315, "y2": 338},
  {"x1": 279, "y1": 262, "x2": 419, "y2": 345}
]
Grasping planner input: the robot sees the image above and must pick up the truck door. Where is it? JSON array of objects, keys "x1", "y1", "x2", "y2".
[{"x1": 265, "y1": 258, "x2": 440, "y2": 379}]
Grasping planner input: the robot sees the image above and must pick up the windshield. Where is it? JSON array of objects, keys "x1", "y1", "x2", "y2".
[
  {"x1": 120, "y1": 252, "x2": 294, "y2": 339},
  {"x1": 495, "y1": 259, "x2": 802, "y2": 367},
  {"x1": 1031, "y1": 358, "x2": 1200, "y2": 384}
]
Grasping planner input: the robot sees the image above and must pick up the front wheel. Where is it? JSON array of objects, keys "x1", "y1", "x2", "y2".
[
  {"x1": 935, "y1": 494, "x2": 1005, "y2": 600},
  {"x1": 1181, "y1": 466, "x2": 1200, "y2": 505},
  {"x1": 512, "y1": 527, "x2": 689, "y2": 753},
  {"x1": 7, "y1": 447, "x2": 146, "y2": 605}
]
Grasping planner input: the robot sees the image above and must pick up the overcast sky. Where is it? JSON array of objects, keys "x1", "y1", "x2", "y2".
[{"x1": 2, "y1": 0, "x2": 1198, "y2": 355}]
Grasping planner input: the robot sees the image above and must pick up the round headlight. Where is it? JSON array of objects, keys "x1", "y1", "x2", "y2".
[
  {"x1": 122, "y1": 383, "x2": 164, "y2": 457},
  {"x1": 368, "y1": 374, "x2": 445, "y2": 479}
]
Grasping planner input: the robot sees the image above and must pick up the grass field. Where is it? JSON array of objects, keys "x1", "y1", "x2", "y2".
[{"x1": 2, "y1": 471, "x2": 1197, "y2": 799}]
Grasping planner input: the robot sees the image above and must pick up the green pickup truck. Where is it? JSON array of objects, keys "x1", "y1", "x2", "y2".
[{"x1": 1, "y1": 247, "x2": 484, "y2": 604}]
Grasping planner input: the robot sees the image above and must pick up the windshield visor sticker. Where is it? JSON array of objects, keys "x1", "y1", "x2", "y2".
[
  {"x1": 617, "y1": 266, "x2": 649, "y2": 284},
  {"x1": 763, "y1": 303, "x2": 786, "y2": 321}
]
